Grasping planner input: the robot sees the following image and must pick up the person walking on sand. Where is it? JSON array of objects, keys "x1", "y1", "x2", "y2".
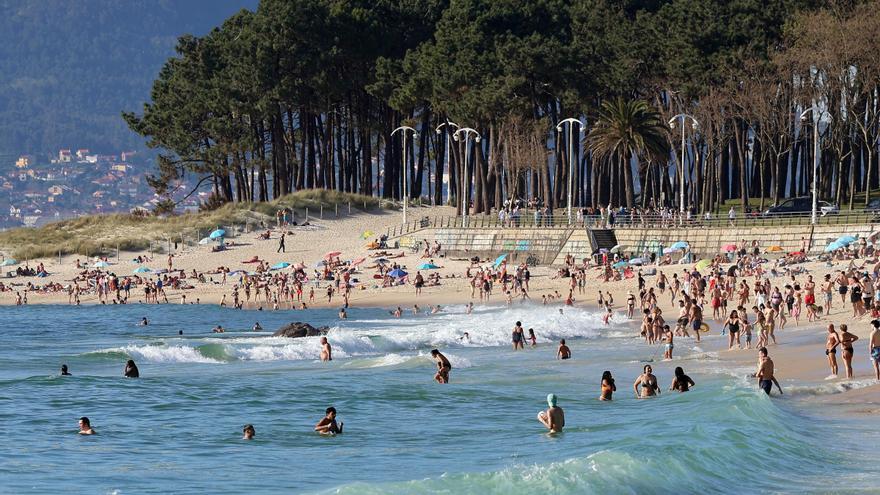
[
  {"x1": 277, "y1": 233, "x2": 285, "y2": 253},
  {"x1": 430, "y1": 349, "x2": 452, "y2": 384},
  {"x1": 839, "y1": 324, "x2": 859, "y2": 379},
  {"x1": 755, "y1": 347, "x2": 783, "y2": 395},
  {"x1": 825, "y1": 324, "x2": 841, "y2": 378},
  {"x1": 869, "y1": 319, "x2": 880, "y2": 381},
  {"x1": 537, "y1": 394, "x2": 564, "y2": 433}
]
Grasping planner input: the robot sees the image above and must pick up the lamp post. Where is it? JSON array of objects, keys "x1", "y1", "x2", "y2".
[
  {"x1": 452, "y1": 127, "x2": 481, "y2": 227},
  {"x1": 556, "y1": 118, "x2": 586, "y2": 224},
  {"x1": 391, "y1": 125, "x2": 418, "y2": 225},
  {"x1": 435, "y1": 121, "x2": 459, "y2": 206},
  {"x1": 668, "y1": 114, "x2": 699, "y2": 222},
  {"x1": 799, "y1": 106, "x2": 829, "y2": 226}
]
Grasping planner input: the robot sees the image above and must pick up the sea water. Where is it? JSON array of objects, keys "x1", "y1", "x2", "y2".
[{"x1": 0, "y1": 304, "x2": 877, "y2": 494}]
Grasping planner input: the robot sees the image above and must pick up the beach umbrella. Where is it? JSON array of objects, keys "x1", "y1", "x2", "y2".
[
  {"x1": 695, "y1": 259, "x2": 712, "y2": 271},
  {"x1": 629, "y1": 258, "x2": 645, "y2": 266},
  {"x1": 836, "y1": 235, "x2": 857, "y2": 246},
  {"x1": 315, "y1": 260, "x2": 327, "y2": 268},
  {"x1": 324, "y1": 251, "x2": 342, "y2": 259},
  {"x1": 868, "y1": 230, "x2": 880, "y2": 241},
  {"x1": 388, "y1": 268, "x2": 407, "y2": 278},
  {"x1": 94, "y1": 261, "x2": 110, "y2": 268},
  {"x1": 418, "y1": 263, "x2": 439, "y2": 270},
  {"x1": 270, "y1": 262, "x2": 290, "y2": 270},
  {"x1": 767, "y1": 245, "x2": 783, "y2": 252},
  {"x1": 198, "y1": 237, "x2": 211, "y2": 245},
  {"x1": 360, "y1": 230, "x2": 374, "y2": 240},
  {"x1": 610, "y1": 244, "x2": 622, "y2": 254},
  {"x1": 133, "y1": 267, "x2": 151, "y2": 274},
  {"x1": 825, "y1": 241, "x2": 843, "y2": 252},
  {"x1": 493, "y1": 254, "x2": 507, "y2": 268},
  {"x1": 663, "y1": 247, "x2": 679, "y2": 255},
  {"x1": 669, "y1": 241, "x2": 689, "y2": 250},
  {"x1": 0, "y1": 259, "x2": 18, "y2": 266},
  {"x1": 612, "y1": 260, "x2": 628, "y2": 269},
  {"x1": 722, "y1": 244, "x2": 737, "y2": 252},
  {"x1": 209, "y1": 229, "x2": 226, "y2": 240}
]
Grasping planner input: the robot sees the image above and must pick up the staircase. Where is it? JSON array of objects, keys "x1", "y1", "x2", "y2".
[
  {"x1": 589, "y1": 229, "x2": 618, "y2": 252},
  {"x1": 553, "y1": 229, "x2": 592, "y2": 265}
]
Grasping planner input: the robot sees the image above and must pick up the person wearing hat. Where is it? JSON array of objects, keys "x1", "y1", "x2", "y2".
[{"x1": 537, "y1": 394, "x2": 565, "y2": 433}]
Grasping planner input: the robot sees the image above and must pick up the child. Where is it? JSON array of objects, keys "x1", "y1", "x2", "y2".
[{"x1": 603, "y1": 306, "x2": 613, "y2": 325}]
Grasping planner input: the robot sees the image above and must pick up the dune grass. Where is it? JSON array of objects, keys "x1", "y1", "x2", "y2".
[{"x1": 0, "y1": 191, "x2": 391, "y2": 260}]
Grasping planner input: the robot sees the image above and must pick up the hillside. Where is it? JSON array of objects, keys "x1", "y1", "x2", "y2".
[{"x1": 0, "y1": 0, "x2": 256, "y2": 157}]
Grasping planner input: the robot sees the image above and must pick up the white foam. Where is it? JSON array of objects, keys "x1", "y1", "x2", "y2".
[{"x1": 104, "y1": 345, "x2": 222, "y2": 364}]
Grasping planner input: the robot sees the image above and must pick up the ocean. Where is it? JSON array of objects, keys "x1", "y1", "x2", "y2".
[{"x1": 1, "y1": 303, "x2": 876, "y2": 494}]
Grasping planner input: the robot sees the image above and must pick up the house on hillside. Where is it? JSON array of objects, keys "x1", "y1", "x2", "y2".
[
  {"x1": 121, "y1": 151, "x2": 137, "y2": 161},
  {"x1": 76, "y1": 149, "x2": 90, "y2": 160},
  {"x1": 48, "y1": 185, "x2": 64, "y2": 196},
  {"x1": 58, "y1": 149, "x2": 72, "y2": 162},
  {"x1": 15, "y1": 156, "x2": 30, "y2": 168}
]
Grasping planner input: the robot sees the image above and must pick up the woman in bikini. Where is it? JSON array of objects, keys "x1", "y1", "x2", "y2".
[
  {"x1": 825, "y1": 324, "x2": 841, "y2": 377},
  {"x1": 599, "y1": 370, "x2": 616, "y2": 401},
  {"x1": 633, "y1": 364, "x2": 660, "y2": 398},
  {"x1": 839, "y1": 324, "x2": 859, "y2": 379},
  {"x1": 669, "y1": 366, "x2": 695, "y2": 392}
]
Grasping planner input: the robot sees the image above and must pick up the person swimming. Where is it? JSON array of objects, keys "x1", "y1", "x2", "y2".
[
  {"x1": 314, "y1": 407, "x2": 343, "y2": 435},
  {"x1": 139, "y1": 317, "x2": 149, "y2": 326},
  {"x1": 60, "y1": 364, "x2": 71, "y2": 376},
  {"x1": 669, "y1": 366, "x2": 695, "y2": 392},
  {"x1": 78, "y1": 417, "x2": 95, "y2": 435},
  {"x1": 252, "y1": 322, "x2": 263, "y2": 331},
  {"x1": 123, "y1": 359, "x2": 139, "y2": 378},
  {"x1": 537, "y1": 393, "x2": 565, "y2": 433},
  {"x1": 600, "y1": 371, "x2": 616, "y2": 400},
  {"x1": 556, "y1": 339, "x2": 571, "y2": 360},
  {"x1": 242, "y1": 424, "x2": 255, "y2": 440},
  {"x1": 633, "y1": 364, "x2": 660, "y2": 398}
]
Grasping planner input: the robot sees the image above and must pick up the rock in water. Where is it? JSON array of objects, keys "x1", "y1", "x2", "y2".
[{"x1": 272, "y1": 322, "x2": 329, "y2": 338}]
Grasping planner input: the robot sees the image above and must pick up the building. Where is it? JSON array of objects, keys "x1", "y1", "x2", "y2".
[
  {"x1": 111, "y1": 163, "x2": 128, "y2": 173},
  {"x1": 121, "y1": 150, "x2": 137, "y2": 161},
  {"x1": 15, "y1": 156, "x2": 30, "y2": 168},
  {"x1": 58, "y1": 149, "x2": 72, "y2": 162},
  {"x1": 48, "y1": 185, "x2": 64, "y2": 196},
  {"x1": 76, "y1": 149, "x2": 90, "y2": 159}
]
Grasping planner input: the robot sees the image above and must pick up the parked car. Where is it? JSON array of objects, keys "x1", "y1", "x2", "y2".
[{"x1": 763, "y1": 197, "x2": 838, "y2": 216}]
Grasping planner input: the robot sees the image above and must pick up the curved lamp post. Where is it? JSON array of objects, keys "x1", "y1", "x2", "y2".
[
  {"x1": 668, "y1": 114, "x2": 699, "y2": 221},
  {"x1": 799, "y1": 106, "x2": 831, "y2": 226},
  {"x1": 556, "y1": 118, "x2": 586, "y2": 224},
  {"x1": 452, "y1": 127, "x2": 481, "y2": 227},
  {"x1": 435, "y1": 121, "x2": 459, "y2": 206},
  {"x1": 391, "y1": 125, "x2": 418, "y2": 225}
]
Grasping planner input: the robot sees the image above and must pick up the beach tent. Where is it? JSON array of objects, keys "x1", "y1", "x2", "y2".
[
  {"x1": 0, "y1": 259, "x2": 18, "y2": 266},
  {"x1": 133, "y1": 267, "x2": 151, "y2": 274},
  {"x1": 209, "y1": 229, "x2": 226, "y2": 240},
  {"x1": 388, "y1": 268, "x2": 407, "y2": 278},
  {"x1": 94, "y1": 261, "x2": 110, "y2": 268}
]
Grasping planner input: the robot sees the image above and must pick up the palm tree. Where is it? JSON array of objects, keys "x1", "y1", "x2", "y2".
[{"x1": 588, "y1": 97, "x2": 670, "y2": 208}]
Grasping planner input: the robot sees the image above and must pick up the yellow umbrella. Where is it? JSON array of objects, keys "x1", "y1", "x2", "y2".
[
  {"x1": 360, "y1": 230, "x2": 375, "y2": 240},
  {"x1": 695, "y1": 259, "x2": 712, "y2": 271},
  {"x1": 767, "y1": 245, "x2": 783, "y2": 252}
]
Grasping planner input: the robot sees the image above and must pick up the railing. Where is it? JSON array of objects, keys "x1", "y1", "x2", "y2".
[{"x1": 385, "y1": 210, "x2": 880, "y2": 238}]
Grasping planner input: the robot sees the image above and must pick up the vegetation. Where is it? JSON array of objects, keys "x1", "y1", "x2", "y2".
[{"x1": 0, "y1": 191, "x2": 387, "y2": 260}]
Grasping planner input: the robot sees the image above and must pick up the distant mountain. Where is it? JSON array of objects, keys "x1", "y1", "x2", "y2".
[{"x1": 0, "y1": 0, "x2": 257, "y2": 157}]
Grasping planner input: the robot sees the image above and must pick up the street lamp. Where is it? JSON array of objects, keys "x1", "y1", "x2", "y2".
[
  {"x1": 391, "y1": 125, "x2": 418, "y2": 225},
  {"x1": 668, "y1": 114, "x2": 699, "y2": 221},
  {"x1": 435, "y1": 121, "x2": 459, "y2": 206},
  {"x1": 452, "y1": 127, "x2": 481, "y2": 227},
  {"x1": 799, "y1": 106, "x2": 830, "y2": 226},
  {"x1": 556, "y1": 118, "x2": 586, "y2": 224}
]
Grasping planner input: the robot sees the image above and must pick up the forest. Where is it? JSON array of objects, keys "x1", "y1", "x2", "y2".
[{"x1": 124, "y1": 0, "x2": 880, "y2": 216}]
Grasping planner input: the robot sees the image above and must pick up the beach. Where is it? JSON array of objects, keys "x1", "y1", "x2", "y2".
[{"x1": 2, "y1": 209, "x2": 880, "y2": 493}]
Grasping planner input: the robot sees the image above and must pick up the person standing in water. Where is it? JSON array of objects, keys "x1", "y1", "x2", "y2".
[
  {"x1": 320, "y1": 337, "x2": 332, "y2": 362},
  {"x1": 78, "y1": 417, "x2": 95, "y2": 435},
  {"x1": 633, "y1": 365, "x2": 660, "y2": 398},
  {"x1": 527, "y1": 328, "x2": 537, "y2": 347},
  {"x1": 123, "y1": 359, "x2": 139, "y2": 378},
  {"x1": 430, "y1": 349, "x2": 452, "y2": 384},
  {"x1": 511, "y1": 321, "x2": 525, "y2": 350},
  {"x1": 662, "y1": 325, "x2": 674, "y2": 360},
  {"x1": 314, "y1": 407, "x2": 343, "y2": 435},
  {"x1": 599, "y1": 371, "x2": 616, "y2": 401},
  {"x1": 825, "y1": 324, "x2": 841, "y2": 377},
  {"x1": 669, "y1": 366, "x2": 695, "y2": 392},
  {"x1": 556, "y1": 339, "x2": 571, "y2": 360},
  {"x1": 60, "y1": 364, "x2": 71, "y2": 376},
  {"x1": 756, "y1": 347, "x2": 783, "y2": 395},
  {"x1": 537, "y1": 393, "x2": 564, "y2": 433},
  {"x1": 839, "y1": 324, "x2": 859, "y2": 379},
  {"x1": 242, "y1": 424, "x2": 255, "y2": 440},
  {"x1": 869, "y1": 319, "x2": 880, "y2": 381}
]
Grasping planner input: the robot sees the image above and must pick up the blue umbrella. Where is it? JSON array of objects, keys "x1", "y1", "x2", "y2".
[
  {"x1": 0, "y1": 259, "x2": 18, "y2": 266},
  {"x1": 670, "y1": 241, "x2": 689, "y2": 250},
  {"x1": 493, "y1": 254, "x2": 507, "y2": 268},
  {"x1": 133, "y1": 267, "x2": 151, "y2": 273},
  {"x1": 388, "y1": 268, "x2": 407, "y2": 278},
  {"x1": 209, "y1": 229, "x2": 226, "y2": 240},
  {"x1": 612, "y1": 260, "x2": 628, "y2": 269},
  {"x1": 825, "y1": 241, "x2": 843, "y2": 252},
  {"x1": 270, "y1": 262, "x2": 290, "y2": 270},
  {"x1": 94, "y1": 261, "x2": 110, "y2": 268},
  {"x1": 836, "y1": 235, "x2": 857, "y2": 246},
  {"x1": 418, "y1": 263, "x2": 439, "y2": 270}
]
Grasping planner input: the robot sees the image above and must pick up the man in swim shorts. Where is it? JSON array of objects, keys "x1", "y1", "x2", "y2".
[
  {"x1": 870, "y1": 320, "x2": 880, "y2": 381},
  {"x1": 556, "y1": 339, "x2": 571, "y2": 360},
  {"x1": 314, "y1": 407, "x2": 343, "y2": 435},
  {"x1": 320, "y1": 337, "x2": 332, "y2": 362},
  {"x1": 431, "y1": 349, "x2": 452, "y2": 383},
  {"x1": 755, "y1": 347, "x2": 782, "y2": 395},
  {"x1": 537, "y1": 393, "x2": 564, "y2": 433}
]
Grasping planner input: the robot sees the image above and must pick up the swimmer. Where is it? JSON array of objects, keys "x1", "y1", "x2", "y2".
[
  {"x1": 633, "y1": 364, "x2": 660, "y2": 398},
  {"x1": 123, "y1": 359, "x2": 140, "y2": 378},
  {"x1": 139, "y1": 317, "x2": 149, "y2": 326},
  {"x1": 60, "y1": 364, "x2": 71, "y2": 376},
  {"x1": 213, "y1": 325, "x2": 225, "y2": 333},
  {"x1": 599, "y1": 371, "x2": 616, "y2": 400},
  {"x1": 252, "y1": 322, "x2": 263, "y2": 331},
  {"x1": 460, "y1": 332, "x2": 470, "y2": 342},
  {"x1": 178, "y1": 330, "x2": 183, "y2": 335},
  {"x1": 338, "y1": 307, "x2": 347, "y2": 319},
  {"x1": 556, "y1": 339, "x2": 571, "y2": 360},
  {"x1": 314, "y1": 407, "x2": 343, "y2": 435},
  {"x1": 669, "y1": 366, "x2": 695, "y2": 392},
  {"x1": 242, "y1": 424, "x2": 255, "y2": 440},
  {"x1": 78, "y1": 417, "x2": 95, "y2": 435},
  {"x1": 430, "y1": 349, "x2": 452, "y2": 384},
  {"x1": 755, "y1": 347, "x2": 782, "y2": 395},
  {"x1": 466, "y1": 302, "x2": 473, "y2": 315},
  {"x1": 537, "y1": 393, "x2": 564, "y2": 433},
  {"x1": 431, "y1": 305, "x2": 441, "y2": 314},
  {"x1": 320, "y1": 337, "x2": 332, "y2": 362}
]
